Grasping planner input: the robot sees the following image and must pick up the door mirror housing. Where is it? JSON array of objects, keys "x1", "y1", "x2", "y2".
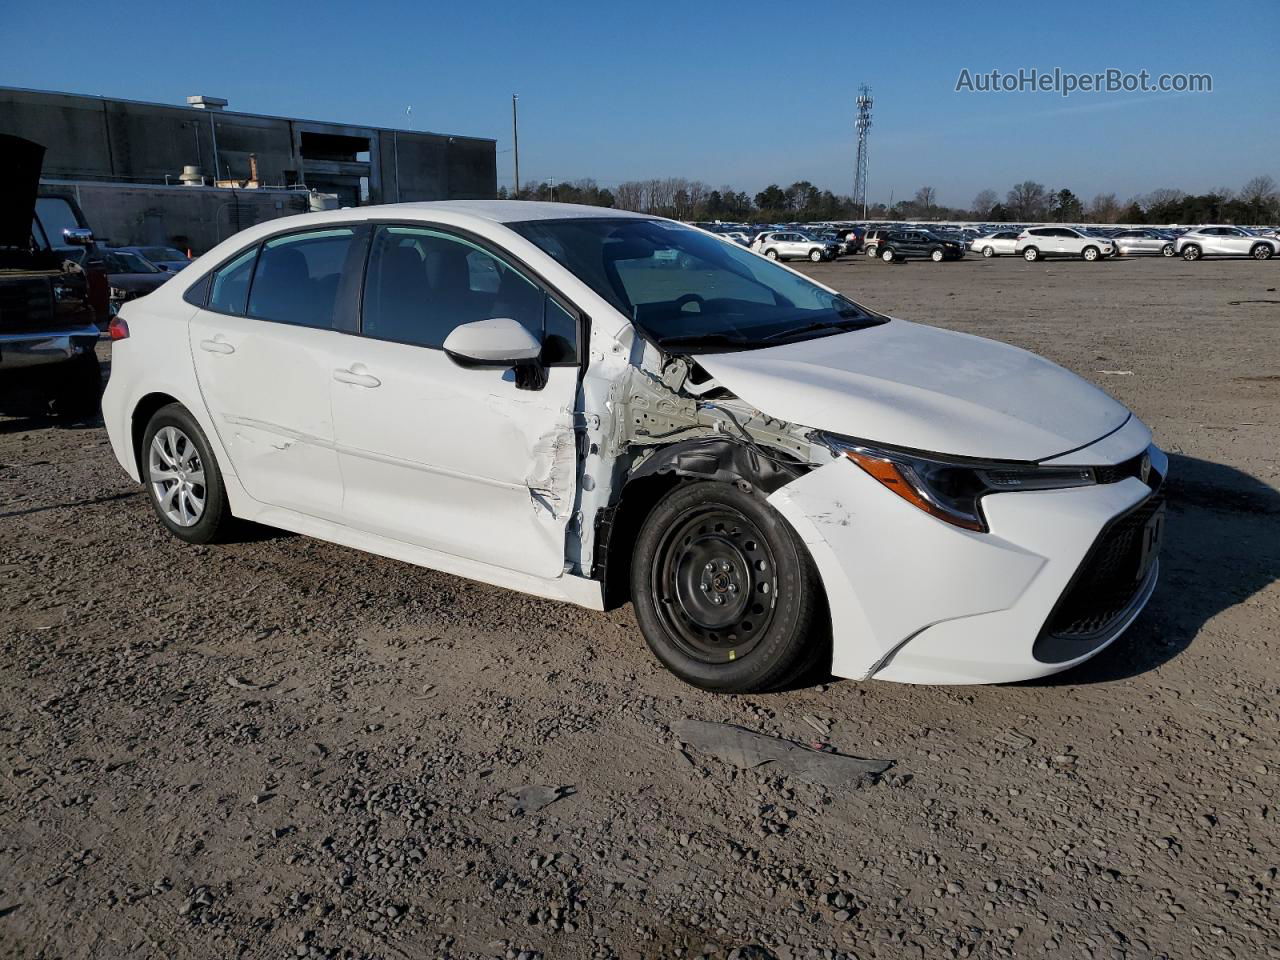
[
  {"x1": 62, "y1": 227, "x2": 95, "y2": 246},
  {"x1": 443, "y1": 317, "x2": 542, "y2": 368}
]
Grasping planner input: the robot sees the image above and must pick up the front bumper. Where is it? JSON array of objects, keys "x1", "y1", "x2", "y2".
[
  {"x1": 768, "y1": 417, "x2": 1164, "y2": 684},
  {"x1": 0, "y1": 326, "x2": 102, "y2": 370}
]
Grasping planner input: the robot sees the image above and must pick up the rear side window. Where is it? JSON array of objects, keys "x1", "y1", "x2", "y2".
[
  {"x1": 247, "y1": 228, "x2": 358, "y2": 329},
  {"x1": 208, "y1": 246, "x2": 258, "y2": 315}
]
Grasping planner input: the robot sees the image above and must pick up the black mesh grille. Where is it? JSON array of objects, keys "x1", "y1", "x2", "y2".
[
  {"x1": 1035, "y1": 485, "x2": 1164, "y2": 659},
  {"x1": 1094, "y1": 453, "x2": 1145, "y2": 485}
]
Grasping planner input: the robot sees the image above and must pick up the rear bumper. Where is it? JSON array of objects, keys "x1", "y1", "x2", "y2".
[
  {"x1": 0, "y1": 326, "x2": 101, "y2": 370},
  {"x1": 768, "y1": 418, "x2": 1164, "y2": 685}
]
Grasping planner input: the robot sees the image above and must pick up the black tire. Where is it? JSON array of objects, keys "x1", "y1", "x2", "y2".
[
  {"x1": 1161, "y1": 243, "x2": 1175, "y2": 257},
  {"x1": 930, "y1": 248, "x2": 944, "y2": 262},
  {"x1": 1251, "y1": 243, "x2": 1273, "y2": 261},
  {"x1": 808, "y1": 248, "x2": 823, "y2": 262},
  {"x1": 1182, "y1": 244, "x2": 1201, "y2": 261},
  {"x1": 1082, "y1": 245, "x2": 1100, "y2": 262},
  {"x1": 49, "y1": 351, "x2": 103, "y2": 420},
  {"x1": 631, "y1": 481, "x2": 826, "y2": 693},
  {"x1": 764, "y1": 248, "x2": 779, "y2": 260},
  {"x1": 881, "y1": 248, "x2": 895, "y2": 263},
  {"x1": 141, "y1": 403, "x2": 234, "y2": 544},
  {"x1": 865, "y1": 245, "x2": 878, "y2": 258},
  {"x1": 1022, "y1": 247, "x2": 1040, "y2": 262},
  {"x1": 982, "y1": 246, "x2": 995, "y2": 258}
]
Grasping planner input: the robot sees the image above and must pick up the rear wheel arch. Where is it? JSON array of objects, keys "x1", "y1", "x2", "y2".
[{"x1": 131, "y1": 392, "x2": 182, "y2": 477}]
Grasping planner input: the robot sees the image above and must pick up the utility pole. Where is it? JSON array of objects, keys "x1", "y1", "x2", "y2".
[
  {"x1": 854, "y1": 85, "x2": 873, "y2": 219},
  {"x1": 511, "y1": 94, "x2": 520, "y2": 197}
]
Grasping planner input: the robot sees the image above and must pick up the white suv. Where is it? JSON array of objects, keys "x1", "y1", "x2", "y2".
[
  {"x1": 1175, "y1": 226, "x2": 1278, "y2": 261},
  {"x1": 1016, "y1": 227, "x2": 1114, "y2": 262}
]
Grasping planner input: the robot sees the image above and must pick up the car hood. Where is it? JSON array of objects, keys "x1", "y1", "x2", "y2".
[
  {"x1": 109, "y1": 272, "x2": 169, "y2": 293},
  {"x1": 696, "y1": 319, "x2": 1130, "y2": 462},
  {"x1": 0, "y1": 134, "x2": 45, "y2": 249}
]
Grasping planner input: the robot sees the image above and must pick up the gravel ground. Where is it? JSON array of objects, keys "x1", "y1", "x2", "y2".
[{"x1": 1, "y1": 255, "x2": 1277, "y2": 960}]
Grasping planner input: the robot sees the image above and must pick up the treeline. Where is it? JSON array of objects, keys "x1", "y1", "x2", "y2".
[{"x1": 498, "y1": 174, "x2": 1280, "y2": 224}]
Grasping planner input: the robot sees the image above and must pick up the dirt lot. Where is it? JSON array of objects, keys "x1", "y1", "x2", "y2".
[{"x1": 2, "y1": 255, "x2": 1278, "y2": 960}]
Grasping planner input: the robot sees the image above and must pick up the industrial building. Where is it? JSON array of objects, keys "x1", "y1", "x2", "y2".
[{"x1": 0, "y1": 86, "x2": 497, "y2": 253}]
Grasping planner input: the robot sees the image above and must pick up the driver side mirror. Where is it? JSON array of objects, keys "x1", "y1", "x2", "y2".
[{"x1": 62, "y1": 227, "x2": 94, "y2": 246}]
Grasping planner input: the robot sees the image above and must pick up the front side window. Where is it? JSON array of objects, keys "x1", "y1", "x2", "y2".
[
  {"x1": 510, "y1": 217, "x2": 884, "y2": 354},
  {"x1": 208, "y1": 246, "x2": 258, "y2": 316},
  {"x1": 361, "y1": 226, "x2": 546, "y2": 351},
  {"x1": 247, "y1": 228, "x2": 358, "y2": 330}
]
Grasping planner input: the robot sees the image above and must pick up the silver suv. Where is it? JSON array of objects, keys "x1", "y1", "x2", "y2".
[
  {"x1": 1016, "y1": 227, "x2": 1115, "y2": 262},
  {"x1": 752, "y1": 231, "x2": 837, "y2": 262},
  {"x1": 1175, "y1": 226, "x2": 1279, "y2": 261}
]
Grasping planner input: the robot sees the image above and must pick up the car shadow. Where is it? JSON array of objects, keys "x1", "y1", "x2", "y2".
[{"x1": 1025, "y1": 452, "x2": 1280, "y2": 685}]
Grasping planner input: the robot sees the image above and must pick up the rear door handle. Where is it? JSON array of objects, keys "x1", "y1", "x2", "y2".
[
  {"x1": 199, "y1": 338, "x2": 235, "y2": 355},
  {"x1": 333, "y1": 367, "x2": 381, "y2": 388}
]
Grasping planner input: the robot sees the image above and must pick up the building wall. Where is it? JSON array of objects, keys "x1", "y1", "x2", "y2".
[
  {"x1": 0, "y1": 87, "x2": 496, "y2": 202},
  {"x1": 39, "y1": 181, "x2": 314, "y2": 254}
]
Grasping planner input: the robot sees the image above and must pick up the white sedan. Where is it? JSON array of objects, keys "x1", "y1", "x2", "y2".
[
  {"x1": 103, "y1": 201, "x2": 1166, "y2": 691},
  {"x1": 969, "y1": 230, "x2": 1021, "y2": 257}
]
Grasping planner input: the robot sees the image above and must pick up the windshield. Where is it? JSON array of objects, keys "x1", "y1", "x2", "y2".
[
  {"x1": 104, "y1": 251, "x2": 160, "y2": 273},
  {"x1": 140, "y1": 246, "x2": 186, "y2": 261},
  {"x1": 509, "y1": 218, "x2": 885, "y2": 353}
]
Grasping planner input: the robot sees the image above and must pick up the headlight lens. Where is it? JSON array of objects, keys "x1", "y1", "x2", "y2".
[{"x1": 819, "y1": 434, "x2": 1095, "y2": 532}]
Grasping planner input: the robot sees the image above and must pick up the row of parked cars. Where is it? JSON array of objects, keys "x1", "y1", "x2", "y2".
[{"x1": 702, "y1": 220, "x2": 1280, "y2": 265}]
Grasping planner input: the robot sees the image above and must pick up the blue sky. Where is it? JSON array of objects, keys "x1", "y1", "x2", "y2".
[{"x1": 5, "y1": 1, "x2": 1277, "y2": 208}]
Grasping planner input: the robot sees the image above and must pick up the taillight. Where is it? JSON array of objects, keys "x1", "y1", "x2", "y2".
[{"x1": 108, "y1": 316, "x2": 130, "y2": 340}]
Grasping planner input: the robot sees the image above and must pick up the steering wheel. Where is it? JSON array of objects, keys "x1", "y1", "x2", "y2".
[{"x1": 674, "y1": 293, "x2": 706, "y2": 311}]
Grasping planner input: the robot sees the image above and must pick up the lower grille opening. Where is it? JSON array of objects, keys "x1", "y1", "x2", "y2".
[{"x1": 1034, "y1": 482, "x2": 1164, "y2": 663}]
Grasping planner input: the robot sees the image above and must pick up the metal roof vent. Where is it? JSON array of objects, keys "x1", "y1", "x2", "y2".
[{"x1": 187, "y1": 95, "x2": 227, "y2": 111}]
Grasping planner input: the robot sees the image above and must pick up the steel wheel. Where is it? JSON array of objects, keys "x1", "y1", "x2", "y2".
[
  {"x1": 149, "y1": 425, "x2": 206, "y2": 527},
  {"x1": 651, "y1": 505, "x2": 778, "y2": 665}
]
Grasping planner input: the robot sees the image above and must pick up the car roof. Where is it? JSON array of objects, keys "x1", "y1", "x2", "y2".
[{"x1": 355, "y1": 200, "x2": 655, "y2": 224}]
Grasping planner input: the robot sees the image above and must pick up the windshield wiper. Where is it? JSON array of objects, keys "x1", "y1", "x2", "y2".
[
  {"x1": 757, "y1": 318, "x2": 870, "y2": 342},
  {"x1": 656, "y1": 332, "x2": 755, "y2": 349}
]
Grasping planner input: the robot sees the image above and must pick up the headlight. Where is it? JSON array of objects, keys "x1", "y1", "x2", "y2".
[{"x1": 818, "y1": 434, "x2": 1095, "y2": 532}]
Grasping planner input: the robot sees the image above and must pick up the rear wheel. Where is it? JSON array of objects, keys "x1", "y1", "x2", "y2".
[
  {"x1": 1251, "y1": 243, "x2": 1274, "y2": 261},
  {"x1": 1161, "y1": 243, "x2": 1175, "y2": 257},
  {"x1": 765, "y1": 248, "x2": 779, "y2": 260},
  {"x1": 1082, "y1": 246, "x2": 1100, "y2": 262},
  {"x1": 1182, "y1": 244, "x2": 1202, "y2": 261},
  {"x1": 631, "y1": 481, "x2": 825, "y2": 693},
  {"x1": 1022, "y1": 247, "x2": 1040, "y2": 262},
  {"x1": 142, "y1": 403, "x2": 234, "y2": 544},
  {"x1": 865, "y1": 245, "x2": 878, "y2": 258}
]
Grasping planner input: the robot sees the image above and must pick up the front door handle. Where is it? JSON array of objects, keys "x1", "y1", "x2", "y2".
[
  {"x1": 199, "y1": 338, "x2": 235, "y2": 355},
  {"x1": 333, "y1": 367, "x2": 381, "y2": 388}
]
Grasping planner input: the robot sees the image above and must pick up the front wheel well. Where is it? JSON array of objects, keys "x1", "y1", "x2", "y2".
[
  {"x1": 130, "y1": 392, "x2": 181, "y2": 476},
  {"x1": 593, "y1": 438, "x2": 810, "y2": 610}
]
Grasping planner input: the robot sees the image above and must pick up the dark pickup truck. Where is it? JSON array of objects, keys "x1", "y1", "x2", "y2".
[{"x1": 1, "y1": 134, "x2": 104, "y2": 417}]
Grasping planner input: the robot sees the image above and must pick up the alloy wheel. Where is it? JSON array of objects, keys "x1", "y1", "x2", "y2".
[{"x1": 148, "y1": 425, "x2": 206, "y2": 527}]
